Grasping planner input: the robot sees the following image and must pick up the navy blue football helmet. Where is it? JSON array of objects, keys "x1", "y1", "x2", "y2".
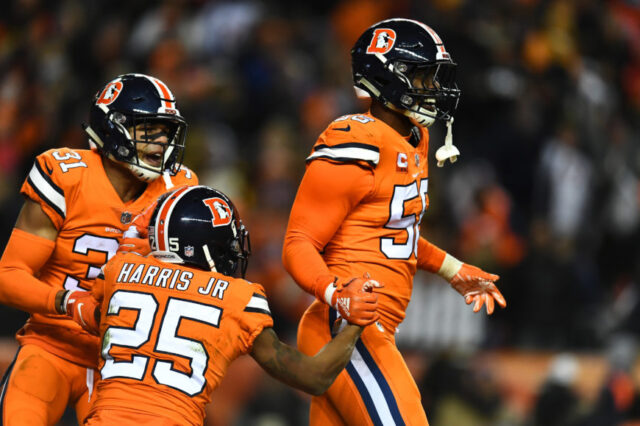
[
  {"x1": 148, "y1": 186, "x2": 250, "y2": 277},
  {"x1": 83, "y1": 73, "x2": 187, "y2": 182},
  {"x1": 351, "y1": 18, "x2": 460, "y2": 127}
]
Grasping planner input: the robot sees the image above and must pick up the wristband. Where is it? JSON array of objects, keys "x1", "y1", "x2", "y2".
[
  {"x1": 59, "y1": 290, "x2": 71, "y2": 314},
  {"x1": 438, "y1": 253, "x2": 463, "y2": 281},
  {"x1": 323, "y1": 279, "x2": 337, "y2": 306}
]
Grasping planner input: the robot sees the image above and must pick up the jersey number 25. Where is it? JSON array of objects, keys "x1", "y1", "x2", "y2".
[{"x1": 101, "y1": 290, "x2": 221, "y2": 396}]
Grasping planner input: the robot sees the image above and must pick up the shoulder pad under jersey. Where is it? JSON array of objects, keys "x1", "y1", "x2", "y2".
[
  {"x1": 21, "y1": 148, "x2": 96, "y2": 228},
  {"x1": 306, "y1": 114, "x2": 383, "y2": 169}
]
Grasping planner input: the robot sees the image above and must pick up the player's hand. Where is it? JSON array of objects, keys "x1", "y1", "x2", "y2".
[
  {"x1": 118, "y1": 200, "x2": 157, "y2": 256},
  {"x1": 329, "y1": 275, "x2": 382, "y2": 327},
  {"x1": 60, "y1": 290, "x2": 100, "y2": 335},
  {"x1": 449, "y1": 263, "x2": 506, "y2": 315},
  {"x1": 118, "y1": 228, "x2": 150, "y2": 256}
]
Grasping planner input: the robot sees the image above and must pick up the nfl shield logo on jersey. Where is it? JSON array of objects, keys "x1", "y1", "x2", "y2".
[
  {"x1": 120, "y1": 212, "x2": 132, "y2": 224},
  {"x1": 184, "y1": 245, "x2": 195, "y2": 257}
]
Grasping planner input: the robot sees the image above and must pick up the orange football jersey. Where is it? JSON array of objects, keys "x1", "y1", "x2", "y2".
[
  {"x1": 89, "y1": 253, "x2": 273, "y2": 425},
  {"x1": 19, "y1": 148, "x2": 198, "y2": 367},
  {"x1": 305, "y1": 112, "x2": 430, "y2": 329}
]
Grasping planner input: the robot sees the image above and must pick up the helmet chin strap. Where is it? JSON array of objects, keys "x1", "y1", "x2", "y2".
[
  {"x1": 403, "y1": 108, "x2": 436, "y2": 128},
  {"x1": 126, "y1": 163, "x2": 161, "y2": 182},
  {"x1": 202, "y1": 245, "x2": 218, "y2": 272}
]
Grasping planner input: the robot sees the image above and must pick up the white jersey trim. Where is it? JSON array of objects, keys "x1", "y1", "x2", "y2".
[
  {"x1": 307, "y1": 145, "x2": 380, "y2": 166},
  {"x1": 28, "y1": 163, "x2": 66, "y2": 217},
  {"x1": 246, "y1": 294, "x2": 271, "y2": 314}
]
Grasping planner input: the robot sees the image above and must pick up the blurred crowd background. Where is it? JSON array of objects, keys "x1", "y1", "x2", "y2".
[{"x1": 1, "y1": 0, "x2": 639, "y2": 425}]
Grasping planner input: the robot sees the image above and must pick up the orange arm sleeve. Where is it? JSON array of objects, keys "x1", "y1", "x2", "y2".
[
  {"x1": 416, "y1": 236, "x2": 447, "y2": 273},
  {"x1": 282, "y1": 160, "x2": 374, "y2": 301},
  {"x1": 0, "y1": 228, "x2": 59, "y2": 314}
]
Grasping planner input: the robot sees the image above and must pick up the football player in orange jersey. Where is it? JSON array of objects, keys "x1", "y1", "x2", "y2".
[
  {"x1": 282, "y1": 19, "x2": 507, "y2": 425},
  {"x1": 63, "y1": 185, "x2": 381, "y2": 426},
  {"x1": 0, "y1": 73, "x2": 198, "y2": 425}
]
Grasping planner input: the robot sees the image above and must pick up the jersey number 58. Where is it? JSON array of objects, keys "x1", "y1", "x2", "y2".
[{"x1": 381, "y1": 178, "x2": 428, "y2": 260}]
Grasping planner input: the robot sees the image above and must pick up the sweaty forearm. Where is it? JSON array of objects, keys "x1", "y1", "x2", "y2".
[
  {"x1": 253, "y1": 325, "x2": 363, "y2": 396},
  {"x1": 270, "y1": 325, "x2": 362, "y2": 395},
  {"x1": 307, "y1": 324, "x2": 362, "y2": 393},
  {"x1": 257, "y1": 336, "x2": 319, "y2": 394}
]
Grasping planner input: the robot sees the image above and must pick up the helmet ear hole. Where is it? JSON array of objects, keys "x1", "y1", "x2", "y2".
[
  {"x1": 117, "y1": 146, "x2": 131, "y2": 158},
  {"x1": 395, "y1": 62, "x2": 408, "y2": 73},
  {"x1": 400, "y1": 95, "x2": 414, "y2": 106}
]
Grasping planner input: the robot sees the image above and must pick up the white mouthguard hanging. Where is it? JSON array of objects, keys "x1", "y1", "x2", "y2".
[{"x1": 435, "y1": 117, "x2": 460, "y2": 167}]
